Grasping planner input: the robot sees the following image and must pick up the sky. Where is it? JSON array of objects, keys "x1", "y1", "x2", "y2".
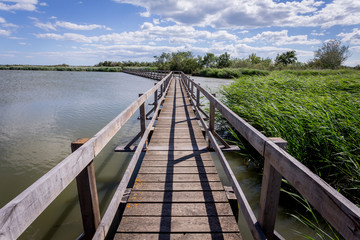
[{"x1": 0, "y1": 0, "x2": 360, "y2": 66}]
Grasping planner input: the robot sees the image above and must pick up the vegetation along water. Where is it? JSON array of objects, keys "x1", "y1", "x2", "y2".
[{"x1": 221, "y1": 69, "x2": 360, "y2": 207}]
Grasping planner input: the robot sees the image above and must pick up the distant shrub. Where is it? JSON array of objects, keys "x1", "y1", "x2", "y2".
[{"x1": 193, "y1": 68, "x2": 269, "y2": 78}]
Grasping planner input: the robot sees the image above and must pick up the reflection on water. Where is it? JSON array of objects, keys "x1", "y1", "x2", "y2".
[{"x1": 0, "y1": 72, "x2": 314, "y2": 239}]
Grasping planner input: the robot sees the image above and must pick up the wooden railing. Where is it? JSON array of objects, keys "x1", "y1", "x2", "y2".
[
  {"x1": 122, "y1": 69, "x2": 169, "y2": 80},
  {"x1": 180, "y1": 73, "x2": 360, "y2": 240},
  {"x1": 1, "y1": 70, "x2": 359, "y2": 240},
  {"x1": 0, "y1": 72, "x2": 172, "y2": 240}
]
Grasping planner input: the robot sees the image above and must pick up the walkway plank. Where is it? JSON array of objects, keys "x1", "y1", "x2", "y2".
[{"x1": 114, "y1": 77, "x2": 241, "y2": 239}]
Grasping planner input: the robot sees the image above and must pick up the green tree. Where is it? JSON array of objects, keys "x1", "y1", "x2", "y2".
[
  {"x1": 203, "y1": 53, "x2": 217, "y2": 68},
  {"x1": 314, "y1": 40, "x2": 351, "y2": 69},
  {"x1": 217, "y1": 52, "x2": 231, "y2": 68},
  {"x1": 154, "y1": 52, "x2": 171, "y2": 70},
  {"x1": 275, "y1": 50, "x2": 297, "y2": 66},
  {"x1": 247, "y1": 53, "x2": 261, "y2": 65}
]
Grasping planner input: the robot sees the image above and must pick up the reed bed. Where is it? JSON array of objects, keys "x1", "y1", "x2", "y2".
[{"x1": 221, "y1": 70, "x2": 360, "y2": 204}]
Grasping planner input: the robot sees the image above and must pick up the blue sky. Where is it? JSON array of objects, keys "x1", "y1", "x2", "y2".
[{"x1": 0, "y1": 0, "x2": 360, "y2": 66}]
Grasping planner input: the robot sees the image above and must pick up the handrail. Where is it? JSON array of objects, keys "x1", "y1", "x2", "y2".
[
  {"x1": 0, "y1": 72, "x2": 172, "y2": 240},
  {"x1": 180, "y1": 73, "x2": 360, "y2": 240}
]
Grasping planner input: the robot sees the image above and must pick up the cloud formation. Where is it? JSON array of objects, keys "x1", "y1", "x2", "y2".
[
  {"x1": 113, "y1": 0, "x2": 360, "y2": 29},
  {"x1": 31, "y1": 18, "x2": 111, "y2": 31},
  {"x1": 240, "y1": 30, "x2": 321, "y2": 46},
  {"x1": 338, "y1": 28, "x2": 360, "y2": 45},
  {"x1": 0, "y1": 0, "x2": 38, "y2": 11}
]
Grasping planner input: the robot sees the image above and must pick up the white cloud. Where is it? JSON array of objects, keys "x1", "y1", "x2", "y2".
[
  {"x1": 0, "y1": 17, "x2": 5, "y2": 23},
  {"x1": 311, "y1": 31, "x2": 324, "y2": 36},
  {"x1": 39, "y1": 2, "x2": 47, "y2": 6},
  {"x1": 31, "y1": 18, "x2": 112, "y2": 31},
  {"x1": 240, "y1": 30, "x2": 321, "y2": 46},
  {"x1": 0, "y1": 29, "x2": 11, "y2": 36},
  {"x1": 113, "y1": 0, "x2": 360, "y2": 29},
  {"x1": 55, "y1": 21, "x2": 111, "y2": 31},
  {"x1": 338, "y1": 28, "x2": 360, "y2": 45},
  {"x1": 36, "y1": 33, "x2": 92, "y2": 43},
  {"x1": 153, "y1": 18, "x2": 160, "y2": 25},
  {"x1": 239, "y1": 30, "x2": 249, "y2": 34},
  {"x1": 0, "y1": 0, "x2": 38, "y2": 11},
  {"x1": 34, "y1": 21, "x2": 56, "y2": 31}
]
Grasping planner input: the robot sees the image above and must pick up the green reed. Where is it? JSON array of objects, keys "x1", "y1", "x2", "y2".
[{"x1": 221, "y1": 70, "x2": 360, "y2": 204}]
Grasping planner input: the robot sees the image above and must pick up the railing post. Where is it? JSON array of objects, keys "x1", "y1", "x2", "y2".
[
  {"x1": 196, "y1": 84, "x2": 200, "y2": 108},
  {"x1": 191, "y1": 80, "x2": 194, "y2": 98},
  {"x1": 208, "y1": 93, "x2": 216, "y2": 148},
  {"x1": 154, "y1": 83, "x2": 158, "y2": 109},
  {"x1": 71, "y1": 138, "x2": 100, "y2": 240},
  {"x1": 139, "y1": 94, "x2": 146, "y2": 137},
  {"x1": 258, "y1": 137, "x2": 287, "y2": 240}
]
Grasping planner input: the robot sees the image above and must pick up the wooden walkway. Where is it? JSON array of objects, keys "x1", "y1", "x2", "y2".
[{"x1": 115, "y1": 77, "x2": 242, "y2": 239}]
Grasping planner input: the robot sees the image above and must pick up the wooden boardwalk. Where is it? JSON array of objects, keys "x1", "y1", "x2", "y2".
[
  {"x1": 115, "y1": 77, "x2": 242, "y2": 239},
  {"x1": 3, "y1": 71, "x2": 358, "y2": 240}
]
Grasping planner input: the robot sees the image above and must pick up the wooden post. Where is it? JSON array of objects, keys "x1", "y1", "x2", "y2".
[
  {"x1": 71, "y1": 138, "x2": 100, "y2": 240},
  {"x1": 258, "y1": 137, "x2": 287, "y2": 240},
  {"x1": 196, "y1": 84, "x2": 200, "y2": 108},
  {"x1": 224, "y1": 186, "x2": 239, "y2": 221},
  {"x1": 139, "y1": 94, "x2": 146, "y2": 137},
  {"x1": 208, "y1": 93, "x2": 216, "y2": 148},
  {"x1": 191, "y1": 81, "x2": 194, "y2": 98},
  {"x1": 154, "y1": 83, "x2": 158, "y2": 109}
]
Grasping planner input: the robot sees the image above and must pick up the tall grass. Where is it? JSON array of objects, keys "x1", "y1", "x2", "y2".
[
  {"x1": 193, "y1": 68, "x2": 269, "y2": 78},
  {"x1": 221, "y1": 70, "x2": 360, "y2": 204}
]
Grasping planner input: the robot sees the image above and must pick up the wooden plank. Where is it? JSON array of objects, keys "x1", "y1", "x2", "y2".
[
  {"x1": 132, "y1": 181, "x2": 223, "y2": 191},
  {"x1": 147, "y1": 145, "x2": 208, "y2": 151},
  {"x1": 151, "y1": 132, "x2": 204, "y2": 139},
  {"x1": 141, "y1": 160, "x2": 215, "y2": 167},
  {"x1": 144, "y1": 150, "x2": 212, "y2": 159},
  {"x1": 127, "y1": 191, "x2": 228, "y2": 203},
  {"x1": 138, "y1": 166, "x2": 218, "y2": 174},
  {"x1": 114, "y1": 233, "x2": 242, "y2": 240},
  {"x1": 117, "y1": 216, "x2": 240, "y2": 233},
  {"x1": 122, "y1": 203, "x2": 233, "y2": 216},
  {"x1": 149, "y1": 136, "x2": 205, "y2": 143},
  {"x1": 135, "y1": 173, "x2": 221, "y2": 182}
]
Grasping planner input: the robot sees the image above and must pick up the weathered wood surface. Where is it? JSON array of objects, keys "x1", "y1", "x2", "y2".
[
  {"x1": 115, "y1": 78, "x2": 241, "y2": 239},
  {"x1": 72, "y1": 138, "x2": 100, "y2": 240},
  {"x1": 115, "y1": 233, "x2": 242, "y2": 240},
  {"x1": 93, "y1": 76, "x2": 172, "y2": 240}
]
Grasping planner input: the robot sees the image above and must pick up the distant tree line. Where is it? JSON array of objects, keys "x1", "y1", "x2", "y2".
[{"x1": 94, "y1": 40, "x2": 353, "y2": 74}]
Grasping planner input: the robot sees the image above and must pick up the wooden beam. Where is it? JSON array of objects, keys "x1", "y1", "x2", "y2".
[
  {"x1": 139, "y1": 94, "x2": 146, "y2": 137},
  {"x1": 72, "y1": 138, "x2": 101, "y2": 240},
  {"x1": 258, "y1": 138, "x2": 287, "y2": 240}
]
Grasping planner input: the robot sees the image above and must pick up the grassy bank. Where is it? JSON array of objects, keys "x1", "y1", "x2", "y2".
[
  {"x1": 193, "y1": 67, "x2": 269, "y2": 78},
  {"x1": 221, "y1": 69, "x2": 360, "y2": 204},
  {"x1": 0, "y1": 65, "x2": 123, "y2": 72}
]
